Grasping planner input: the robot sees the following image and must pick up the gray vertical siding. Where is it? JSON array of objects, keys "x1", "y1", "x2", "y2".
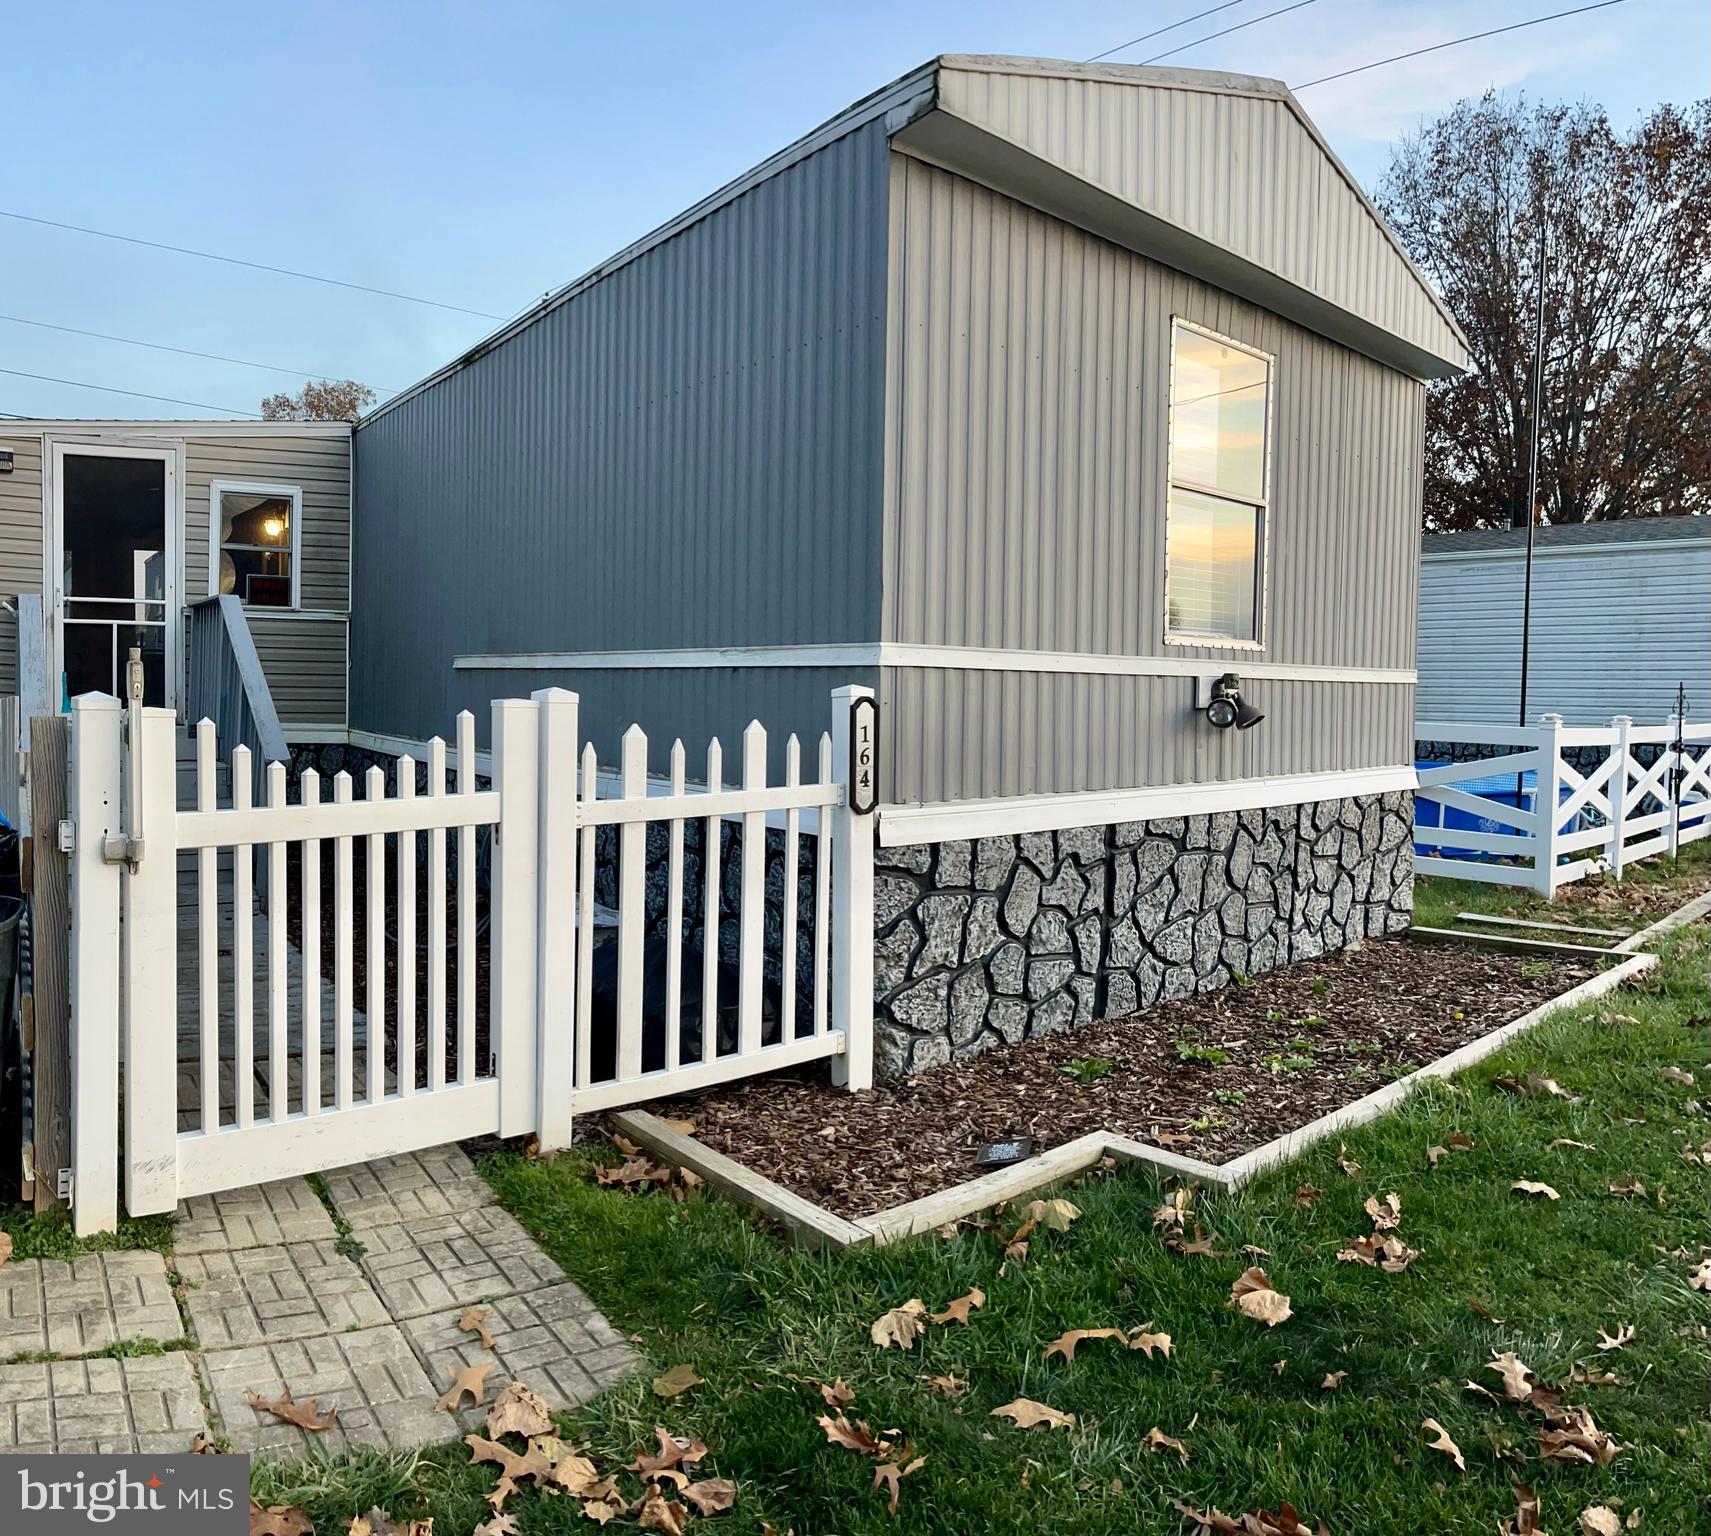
[
  {"x1": 351, "y1": 117, "x2": 895, "y2": 763},
  {"x1": 936, "y1": 58, "x2": 1464, "y2": 370},
  {"x1": 877, "y1": 157, "x2": 1423, "y2": 800}
]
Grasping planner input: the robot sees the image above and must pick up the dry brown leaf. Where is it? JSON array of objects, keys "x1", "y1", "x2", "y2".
[
  {"x1": 817, "y1": 1413, "x2": 888, "y2": 1456},
  {"x1": 1579, "y1": 1508, "x2": 1623, "y2": 1536},
  {"x1": 1321, "y1": 1370, "x2": 1347, "y2": 1391},
  {"x1": 549, "y1": 1454, "x2": 600, "y2": 1495},
  {"x1": 244, "y1": 1390, "x2": 336, "y2": 1432},
  {"x1": 924, "y1": 1374, "x2": 968, "y2": 1398},
  {"x1": 1660, "y1": 1065, "x2": 1696, "y2": 1086},
  {"x1": 930, "y1": 1287, "x2": 984, "y2": 1325},
  {"x1": 1364, "y1": 1193, "x2": 1402, "y2": 1230},
  {"x1": 190, "y1": 1431, "x2": 221, "y2": 1454},
  {"x1": 458, "y1": 1305, "x2": 497, "y2": 1349},
  {"x1": 1691, "y1": 1257, "x2": 1711, "y2": 1292},
  {"x1": 1128, "y1": 1329, "x2": 1173, "y2": 1359},
  {"x1": 1597, "y1": 1324, "x2": 1635, "y2": 1352},
  {"x1": 250, "y1": 1503, "x2": 314, "y2": 1536},
  {"x1": 1152, "y1": 1186, "x2": 1196, "y2": 1231},
  {"x1": 473, "y1": 1516, "x2": 519, "y2": 1536},
  {"x1": 817, "y1": 1377, "x2": 855, "y2": 1407},
  {"x1": 1165, "y1": 1224, "x2": 1228, "y2": 1257},
  {"x1": 1538, "y1": 1402, "x2": 1622, "y2": 1466},
  {"x1": 1487, "y1": 1351, "x2": 1536, "y2": 1401},
  {"x1": 1336, "y1": 1144, "x2": 1363, "y2": 1179},
  {"x1": 466, "y1": 1432, "x2": 555, "y2": 1492},
  {"x1": 352, "y1": 1507, "x2": 434, "y2": 1536},
  {"x1": 1336, "y1": 1233, "x2": 1422, "y2": 1272},
  {"x1": 1229, "y1": 1267, "x2": 1293, "y2": 1327},
  {"x1": 0, "y1": 1230, "x2": 11, "y2": 1266},
  {"x1": 1503, "y1": 1480, "x2": 1546, "y2": 1536},
  {"x1": 1566, "y1": 1366, "x2": 1621, "y2": 1387},
  {"x1": 682, "y1": 1478, "x2": 738, "y2": 1516},
  {"x1": 1422, "y1": 1417, "x2": 1466, "y2": 1472},
  {"x1": 1447, "y1": 1130, "x2": 1474, "y2": 1150},
  {"x1": 435, "y1": 1361, "x2": 493, "y2": 1415},
  {"x1": 1143, "y1": 1425, "x2": 1188, "y2": 1463},
  {"x1": 629, "y1": 1426, "x2": 710, "y2": 1475},
  {"x1": 1426, "y1": 1144, "x2": 1450, "y2": 1168},
  {"x1": 637, "y1": 1492, "x2": 688, "y2": 1534},
  {"x1": 1512, "y1": 1180, "x2": 1560, "y2": 1200},
  {"x1": 1018, "y1": 1197, "x2": 1081, "y2": 1232},
  {"x1": 582, "y1": 1500, "x2": 619, "y2": 1525},
  {"x1": 487, "y1": 1381, "x2": 552, "y2": 1440},
  {"x1": 1044, "y1": 1327, "x2": 1126, "y2": 1363},
  {"x1": 871, "y1": 1457, "x2": 926, "y2": 1516},
  {"x1": 870, "y1": 1298, "x2": 927, "y2": 1350},
  {"x1": 652, "y1": 1364, "x2": 703, "y2": 1399},
  {"x1": 990, "y1": 1397, "x2": 1074, "y2": 1430},
  {"x1": 1608, "y1": 1176, "x2": 1647, "y2": 1199},
  {"x1": 1172, "y1": 1499, "x2": 1320, "y2": 1534},
  {"x1": 1293, "y1": 1182, "x2": 1323, "y2": 1207}
]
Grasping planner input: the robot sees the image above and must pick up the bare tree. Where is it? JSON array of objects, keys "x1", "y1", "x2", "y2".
[
  {"x1": 1379, "y1": 94, "x2": 1710, "y2": 530},
  {"x1": 260, "y1": 378, "x2": 377, "y2": 423}
]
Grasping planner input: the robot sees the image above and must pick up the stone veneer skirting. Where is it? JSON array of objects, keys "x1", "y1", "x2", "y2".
[{"x1": 872, "y1": 792, "x2": 1414, "y2": 1078}]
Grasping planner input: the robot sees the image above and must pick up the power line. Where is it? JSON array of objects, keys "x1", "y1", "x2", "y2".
[
  {"x1": 1292, "y1": 0, "x2": 1631, "y2": 90},
  {"x1": 0, "y1": 367, "x2": 262, "y2": 419},
  {"x1": 1086, "y1": 1, "x2": 1256, "y2": 64},
  {"x1": 1142, "y1": 0, "x2": 1318, "y2": 65},
  {"x1": 0, "y1": 208, "x2": 506, "y2": 321},
  {"x1": 0, "y1": 313, "x2": 392, "y2": 392}
]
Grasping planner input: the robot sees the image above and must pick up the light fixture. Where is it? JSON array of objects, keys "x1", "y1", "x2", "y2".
[
  {"x1": 261, "y1": 515, "x2": 286, "y2": 541},
  {"x1": 1205, "y1": 673, "x2": 1264, "y2": 731}
]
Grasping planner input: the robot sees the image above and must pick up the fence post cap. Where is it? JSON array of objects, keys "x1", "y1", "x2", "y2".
[
  {"x1": 68, "y1": 692, "x2": 122, "y2": 712},
  {"x1": 1611, "y1": 714, "x2": 1632, "y2": 726},
  {"x1": 1538, "y1": 712, "x2": 1564, "y2": 726}
]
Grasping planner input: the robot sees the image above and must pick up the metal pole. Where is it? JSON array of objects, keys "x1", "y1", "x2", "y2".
[{"x1": 1516, "y1": 217, "x2": 1547, "y2": 812}]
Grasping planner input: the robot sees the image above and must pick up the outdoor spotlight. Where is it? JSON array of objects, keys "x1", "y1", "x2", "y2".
[{"x1": 1205, "y1": 673, "x2": 1264, "y2": 732}]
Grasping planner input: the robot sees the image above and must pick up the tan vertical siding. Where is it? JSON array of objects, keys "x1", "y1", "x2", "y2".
[{"x1": 0, "y1": 435, "x2": 45, "y2": 691}]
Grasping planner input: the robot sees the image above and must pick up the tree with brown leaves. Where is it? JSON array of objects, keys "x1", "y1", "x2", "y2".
[
  {"x1": 1378, "y1": 94, "x2": 1710, "y2": 530},
  {"x1": 260, "y1": 378, "x2": 377, "y2": 422}
]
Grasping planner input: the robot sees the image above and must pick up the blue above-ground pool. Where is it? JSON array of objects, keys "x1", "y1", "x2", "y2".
[{"x1": 1413, "y1": 762, "x2": 1582, "y2": 862}]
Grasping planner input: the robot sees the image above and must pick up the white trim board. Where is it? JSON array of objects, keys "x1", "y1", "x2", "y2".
[
  {"x1": 0, "y1": 420, "x2": 351, "y2": 439},
  {"x1": 207, "y1": 478, "x2": 303, "y2": 610},
  {"x1": 877, "y1": 763, "x2": 1417, "y2": 846},
  {"x1": 454, "y1": 642, "x2": 1415, "y2": 686}
]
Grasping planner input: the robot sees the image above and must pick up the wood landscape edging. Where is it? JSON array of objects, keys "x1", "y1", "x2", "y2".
[{"x1": 612, "y1": 908, "x2": 1686, "y2": 1250}]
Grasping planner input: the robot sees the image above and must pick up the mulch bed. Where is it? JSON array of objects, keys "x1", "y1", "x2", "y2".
[{"x1": 642, "y1": 936, "x2": 1605, "y2": 1219}]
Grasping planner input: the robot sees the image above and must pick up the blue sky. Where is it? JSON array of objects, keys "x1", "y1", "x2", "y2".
[{"x1": 1, "y1": 0, "x2": 1704, "y2": 421}]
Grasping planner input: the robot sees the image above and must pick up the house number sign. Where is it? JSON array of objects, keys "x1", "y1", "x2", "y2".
[{"x1": 848, "y1": 695, "x2": 878, "y2": 815}]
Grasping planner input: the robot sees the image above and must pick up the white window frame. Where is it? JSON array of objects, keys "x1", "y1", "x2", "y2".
[
  {"x1": 1162, "y1": 316, "x2": 1274, "y2": 652},
  {"x1": 208, "y1": 478, "x2": 302, "y2": 610}
]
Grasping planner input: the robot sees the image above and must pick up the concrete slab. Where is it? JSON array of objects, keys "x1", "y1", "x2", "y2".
[
  {"x1": 172, "y1": 1178, "x2": 337, "y2": 1254},
  {"x1": 358, "y1": 1207, "x2": 566, "y2": 1320},
  {"x1": 0, "y1": 1254, "x2": 182, "y2": 1356},
  {"x1": 0, "y1": 1354, "x2": 206, "y2": 1454},
  {"x1": 322, "y1": 1145, "x2": 495, "y2": 1231},
  {"x1": 178, "y1": 1241, "x2": 389, "y2": 1348}
]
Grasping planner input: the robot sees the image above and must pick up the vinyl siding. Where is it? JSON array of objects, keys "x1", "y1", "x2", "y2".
[
  {"x1": 1418, "y1": 539, "x2": 1711, "y2": 728},
  {"x1": 350, "y1": 117, "x2": 894, "y2": 768},
  {"x1": 0, "y1": 428, "x2": 349, "y2": 723},
  {"x1": 878, "y1": 158, "x2": 1423, "y2": 800},
  {"x1": 936, "y1": 60, "x2": 1464, "y2": 371}
]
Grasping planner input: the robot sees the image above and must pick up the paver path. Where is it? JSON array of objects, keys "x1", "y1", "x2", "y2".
[{"x1": 0, "y1": 1144, "x2": 635, "y2": 1457}]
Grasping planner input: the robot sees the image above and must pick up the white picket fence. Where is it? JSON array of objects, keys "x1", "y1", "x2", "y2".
[
  {"x1": 1416, "y1": 714, "x2": 1711, "y2": 895},
  {"x1": 67, "y1": 685, "x2": 874, "y2": 1234}
]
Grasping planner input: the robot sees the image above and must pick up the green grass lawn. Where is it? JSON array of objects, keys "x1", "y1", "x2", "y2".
[{"x1": 247, "y1": 913, "x2": 1711, "y2": 1535}]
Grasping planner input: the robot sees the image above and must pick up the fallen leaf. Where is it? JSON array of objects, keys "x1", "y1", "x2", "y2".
[
  {"x1": 244, "y1": 1390, "x2": 336, "y2": 1432},
  {"x1": 1165, "y1": 1224, "x2": 1228, "y2": 1257},
  {"x1": 250, "y1": 1503, "x2": 314, "y2": 1536},
  {"x1": 871, "y1": 1456, "x2": 925, "y2": 1516},
  {"x1": 682, "y1": 1479, "x2": 738, "y2": 1516},
  {"x1": 1044, "y1": 1327, "x2": 1126, "y2": 1363},
  {"x1": 1487, "y1": 1351, "x2": 1536, "y2": 1401},
  {"x1": 1143, "y1": 1426, "x2": 1188, "y2": 1463},
  {"x1": 817, "y1": 1413, "x2": 888, "y2": 1456},
  {"x1": 1240, "y1": 1243, "x2": 1272, "y2": 1259},
  {"x1": 350, "y1": 1508, "x2": 434, "y2": 1536},
  {"x1": 1580, "y1": 1508, "x2": 1623, "y2": 1536},
  {"x1": 1596, "y1": 1323, "x2": 1635, "y2": 1352},
  {"x1": 924, "y1": 1373, "x2": 967, "y2": 1397},
  {"x1": 1336, "y1": 1233, "x2": 1422, "y2": 1272},
  {"x1": 1691, "y1": 1257, "x2": 1711, "y2": 1292},
  {"x1": 652, "y1": 1364, "x2": 703, "y2": 1399},
  {"x1": 1660, "y1": 1066, "x2": 1696, "y2": 1086},
  {"x1": 465, "y1": 1433, "x2": 555, "y2": 1496},
  {"x1": 870, "y1": 1299, "x2": 927, "y2": 1350},
  {"x1": 1173, "y1": 1500, "x2": 1322, "y2": 1533},
  {"x1": 1447, "y1": 1130, "x2": 1474, "y2": 1150},
  {"x1": 816, "y1": 1377, "x2": 855, "y2": 1407},
  {"x1": 1364, "y1": 1193, "x2": 1402, "y2": 1230},
  {"x1": 930, "y1": 1287, "x2": 984, "y2": 1325},
  {"x1": 637, "y1": 1491, "x2": 687, "y2": 1534},
  {"x1": 473, "y1": 1516, "x2": 519, "y2": 1536},
  {"x1": 1426, "y1": 1145, "x2": 1450, "y2": 1167},
  {"x1": 1496, "y1": 1073, "x2": 1582, "y2": 1103},
  {"x1": 1336, "y1": 1144, "x2": 1363, "y2": 1179},
  {"x1": 549, "y1": 1454, "x2": 600, "y2": 1494},
  {"x1": 1512, "y1": 1180, "x2": 1560, "y2": 1200},
  {"x1": 582, "y1": 1500, "x2": 619, "y2": 1525},
  {"x1": 1229, "y1": 1267, "x2": 1293, "y2": 1327},
  {"x1": 1018, "y1": 1197, "x2": 1081, "y2": 1232},
  {"x1": 1128, "y1": 1329, "x2": 1172, "y2": 1359},
  {"x1": 628, "y1": 1427, "x2": 709, "y2": 1476},
  {"x1": 1422, "y1": 1417, "x2": 1466, "y2": 1472},
  {"x1": 190, "y1": 1432, "x2": 220, "y2": 1454},
  {"x1": 1567, "y1": 1365, "x2": 1622, "y2": 1387},
  {"x1": 660, "y1": 1117, "x2": 696, "y2": 1135},
  {"x1": 458, "y1": 1305, "x2": 497, "y2": 1349},
  {"x1": 487, "y1": 1381, "x2": 552, "y2": 1440},
  {"x1": 1608, "y1": 1176, "x2": 1647, "y2": 1199},
  {"x1": 1321, "y1": 1371, "x2": 1347, "y2": 1391},
  {"x1": 0, "y1": 1231, "x2": 11, "y2": 1266},
  {"x1": 1547, "y1": 1139, "x2": 1597, "y2": 1152},
  {"x1": 1504, "y1": 1481, "x2": 1546, "y2": 1536},
  {"x1": 1293, "y1": 1182, "x2": 1323, "y2": 1207},
  {"x1": 990, "y1": 1398, "x2": 1074, "y2": 1430},
  {"x1": 436, "y1": 1361, "x2": 493, "y2": 1414},
  {"x1": 1538, "y1": 1402, "x2": 1622, "y2": 1466}
]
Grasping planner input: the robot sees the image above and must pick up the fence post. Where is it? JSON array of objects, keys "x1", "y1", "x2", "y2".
[
  {"x1": 1668, "y1": 703, "x2": 1685, "y2": 862},
  {"x1": 533, "y1": 688, "x2": 578, "y2": 1152},
  {"x1": 69, "y1": 694, "x2": 122, "y2": 1236},
  {"x1": 123, "y1": 707, "x2": 180, "y2": 1216},
  {"x1": 1533, "y1": 713, "x2": 1565, "y2": 899},
  {"x1": 1608, "y1": 715, "x2": 1631, "y2": 882},
  {"x1": 492, "y1": 697, "x2": 541, "y2": 1139},
  {"x1": 829, "y1": 685, "x2": 875, "y2": 1092}
]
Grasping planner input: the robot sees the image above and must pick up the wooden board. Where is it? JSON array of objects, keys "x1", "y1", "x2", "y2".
[{"x1": 28, "y1": 714, "x2": 69, "y2": 1212}]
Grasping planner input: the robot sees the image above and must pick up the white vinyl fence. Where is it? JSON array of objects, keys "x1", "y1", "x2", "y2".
[
  {"x1": 67, "y1": 684, "x2": 874, "y2": 1234},
  {"x1": 1415, "y1": 714, "x2": 1711, "y2": 895}
]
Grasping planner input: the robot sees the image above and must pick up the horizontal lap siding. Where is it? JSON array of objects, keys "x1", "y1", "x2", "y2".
[
  {"x1": 0, "y1": 436, "x2": 45, "y2": 691},
  {"x1": 880, "y1": 158, "x2": 1422, "y2": 801},
  {"x1": 882, "y1": 669, "x2": 1413, "y2": 803},
  {"x1": 245, "y1": 614, "x2": 347, "y2": 726},
  {"x1": 350, "y1": 120, "x2": 894, "y2": 755}
]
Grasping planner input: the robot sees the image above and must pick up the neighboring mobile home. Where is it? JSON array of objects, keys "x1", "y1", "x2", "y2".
[
  {"x1": 344, "y1": 55, "x2": 1466, "y2": 1074},
  {"x1": 0, "y1": 420, "x2": 351, "y2": 729}
]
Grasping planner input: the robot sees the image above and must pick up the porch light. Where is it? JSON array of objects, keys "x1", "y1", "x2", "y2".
[
  {"x1": 1206, "y1": 673, "x2": 1264, "y2": 732},
  {"x1": 261, "y1": 515, "x2": 286, "y2": 541}
]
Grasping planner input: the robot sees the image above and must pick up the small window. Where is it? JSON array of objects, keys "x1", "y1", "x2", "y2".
[
  {"x1": 211, "y1": 481, "x2": 300, "y2": 608},
  {"x1": 1165, "y1": 321, "x2": 1272, "y2": 645}
]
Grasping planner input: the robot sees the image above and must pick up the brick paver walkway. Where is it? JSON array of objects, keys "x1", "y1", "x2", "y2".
[{"x1": 0, "y1": 1143, "x2": 635, "y2": 1458}]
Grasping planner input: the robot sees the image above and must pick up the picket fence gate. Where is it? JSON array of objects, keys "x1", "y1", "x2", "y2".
[
  {"x1": 67, "y1": 685, "x2": 875, "y2": 1235},
  {"x1": 1416, "y1": 713, "x2": 1711, "y2": 895}
]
